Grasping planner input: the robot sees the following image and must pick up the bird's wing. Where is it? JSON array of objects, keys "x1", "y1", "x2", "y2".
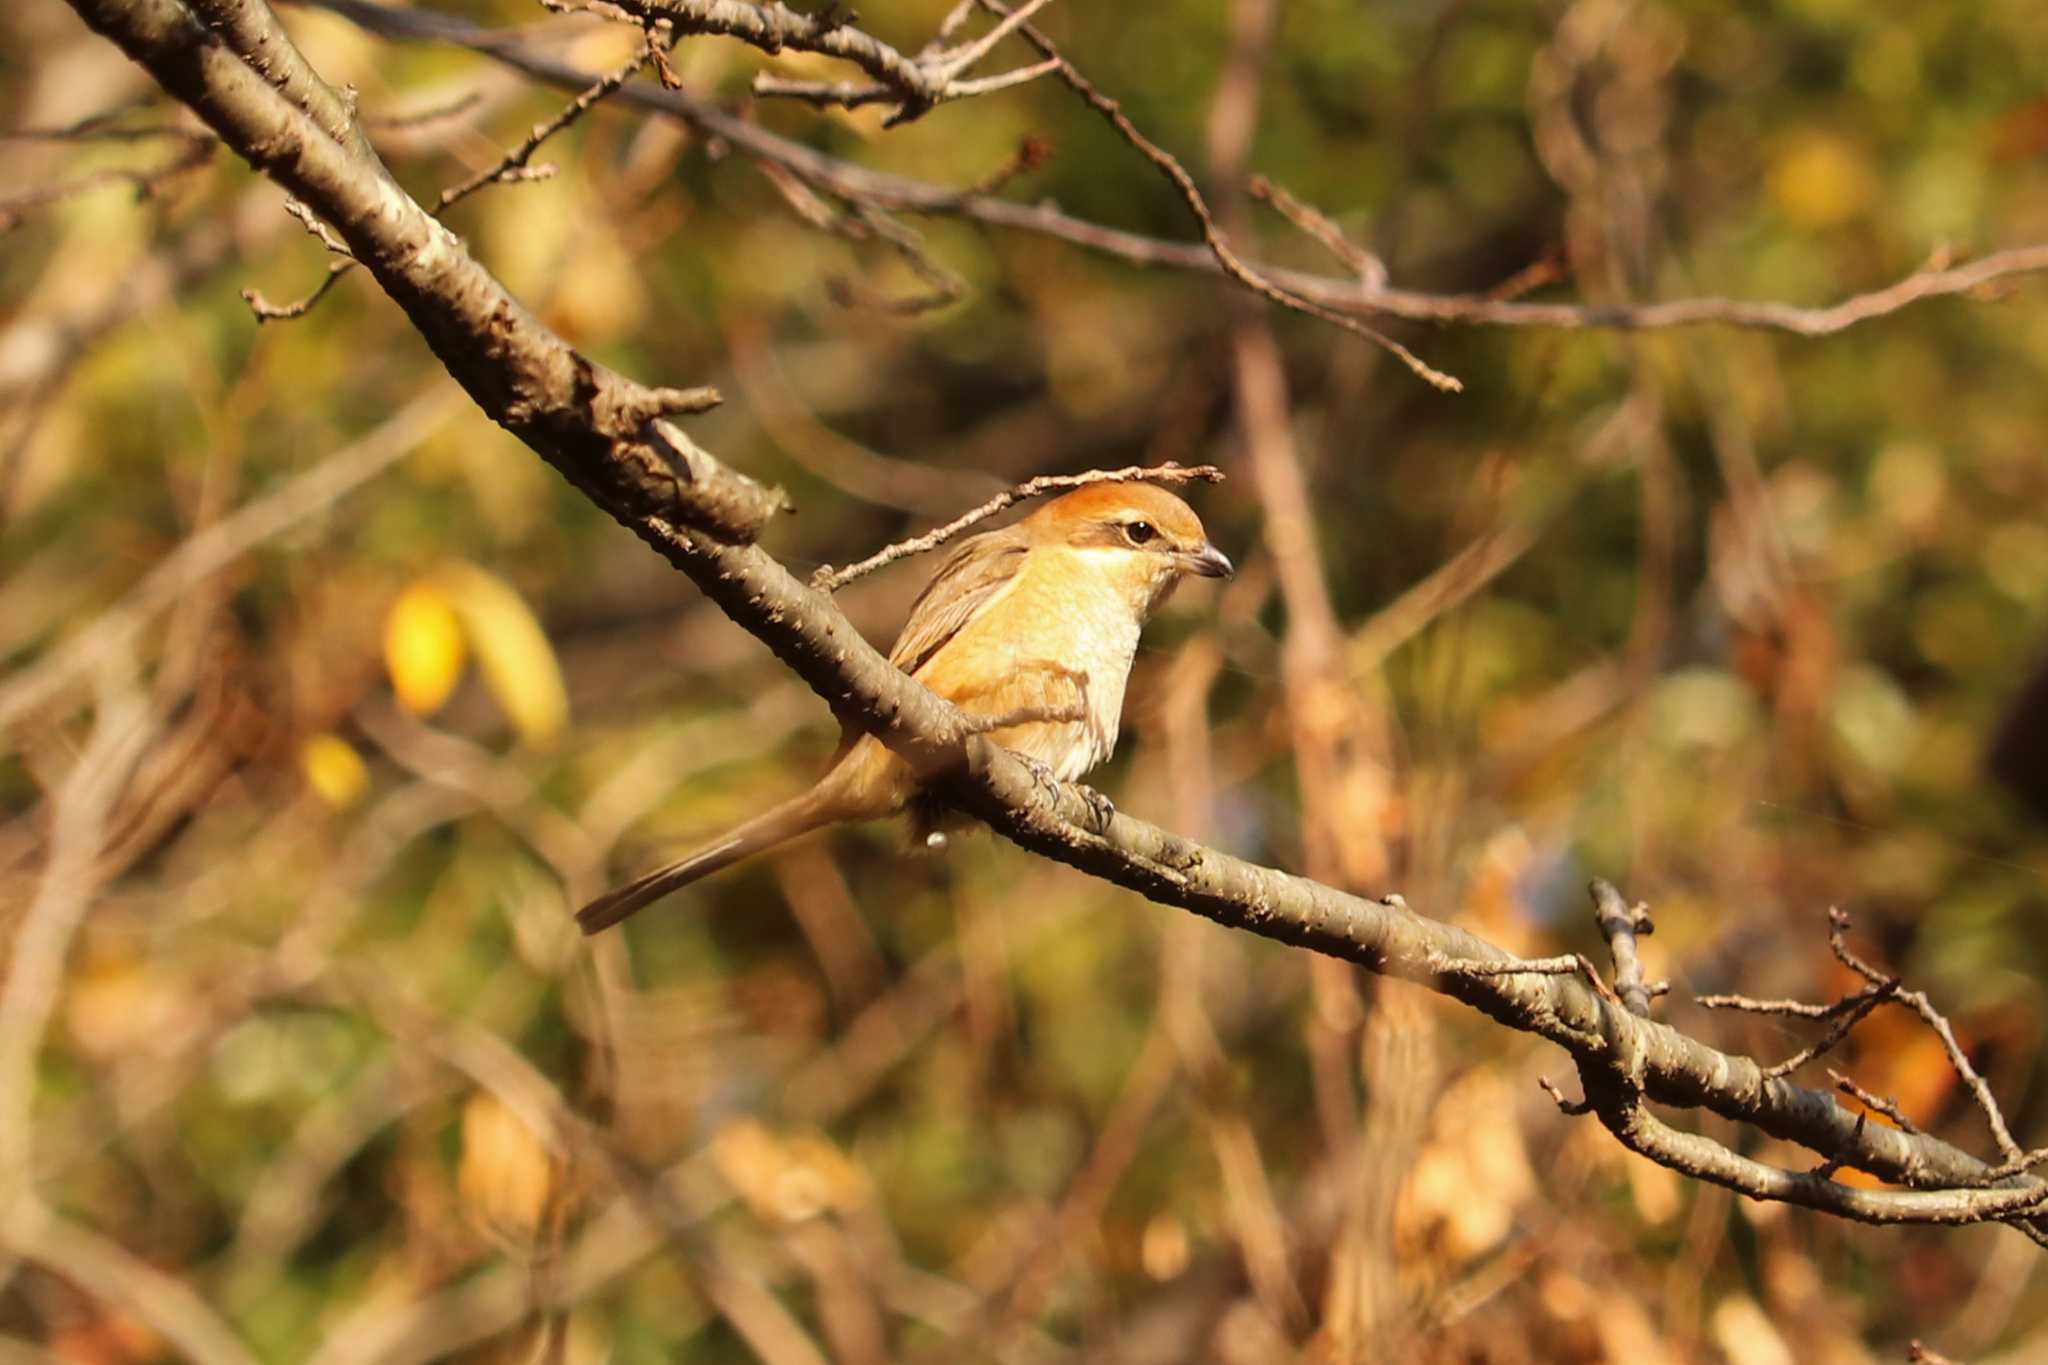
[{"x1": 887, "y1": 529, "x2": 1030, "y2": 677}]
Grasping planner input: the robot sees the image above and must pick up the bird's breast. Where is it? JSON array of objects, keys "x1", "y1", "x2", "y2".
[{"x1": 919, "y1": 550, "x2": 1143, "y2": 780}]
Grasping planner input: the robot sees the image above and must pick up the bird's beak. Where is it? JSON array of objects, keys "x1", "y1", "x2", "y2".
[{"x1": 1180, "y1": 543, "x2": 1234, "y2": 579}]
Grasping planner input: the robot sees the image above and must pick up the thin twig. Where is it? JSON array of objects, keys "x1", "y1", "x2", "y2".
[
  {"x1": 1901, "y1": 987, "x2": 2023, "y2": 1164},
  {"x1": 437, "y1": 39, "x2": 650, "y2": 210},
  {"x1": 1964, "y1": 1146, "x2": 2048, "y2": 1186},
  {"x1": 0, "y1": 136, "x2": 213, "y2": 230},
  {"x1": 592, "y1": 0, "x2": 1061, "y2": 122},
  {"x1": 1484, "y1": 246, "x2": 1567, "y2": 302},
  {"x1": 1247, "y1": 173, "x2": 1385, "y2": 286},
  {"x1": 827, "y1": 205, "x2": 967, "y2": 315},
  {"x1": 282, "y1": 194, "x2": 353, "y2": 255},
  {"x1": 1829, "y1": 1069, "x2": 1921, "y2": 1136},
  {"x1": 1538, "y1": 1075, "x2": 1591, "y2": 1116},
  {"x1": 752, "y1": 0, "x2": 1063, "y2": 121},
  {"x1": 1827, "y1": 908, "x2": 2024, "y2": 1163},
  {"x1": 926, "y1": 0, "x2": 978, "y2": 50},
  {"x1": 978, "y1": 0, "x2": 1460, "y2": 392},
  {"x1": 963, "y1": 132, "x2": 1053, "y2": 196},
  {"x1": 358, "y1": 88, "x2": 483, "y2": 129},
  {"x1": 943, "y1": 57, "x2": 1062, "y2": 98},
  {"x1": 1695, "y1": 992, "x2": 1861, "y2": 1018},
  {"x1": 810, "y1": 462, "x2": 1223, "y2": 592},
  {"x1": 239, "y1": 197, "x2": 358, "y2": 321},
  {"x1": 1, "y1": 104, "x2": 207, "y2": 143},
  {"x1": 1758, "y1": 986, "x2": 1895, "y2": 1080},
  {"x1": 243, "y1": 258, "x2": 355, "y2": 321},
  {"x1": 930, "y1": 0, "x2": 1055, "y2": 79},
  {"x1": 1429, "y1": 951, "x2": 1623, "y2": 1009},
  {"x1": 1699, "y1": 908, "x2": 2024, "y2": 1145}
]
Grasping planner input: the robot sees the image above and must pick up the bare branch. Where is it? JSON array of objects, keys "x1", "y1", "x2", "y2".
[
  {"x1": 587, "y1": 0, "x2": 1062, "y2": 122},
  {"x1": 1901, "y1": 986, "x2": 2024, "y2": 1165},
  {"x1": 930, "y1": 0, "x2": 1055, "y2": 80},
  {"x1": 1578, "y1": 1072, "x2": 2048, "y2": 1227},
  {"x1": 2, "y1": 98, "x2": 199, "y2": 143},
  {"x1": 1830, "y1": 1069, "x2": 1922, "y2": 1137},
  {"x1": 1825, "y1": 908, "x2": 2024, "y2": 1163},
  {"x1": 1590, "y1": 878, "x2": 1657, "y2": 1018},
  {"x1": 1696, "y1": 992, "x2": 1858, "y2": 1019},
  {"x1": 311, "y1": 0, "x2": 2048, "y2": 346},
  {"x1": 975, "y1": 0, "x2": 1462, "y2": 392},
  {"x1": 1431, "y1": 950, "x2": 1625, "y2": 1009},
  {"x1": 0, "y1": 134, "x2": 212, "y2": 230},
  {"x1": 1538, "y1": 1075, "x2": 1591, "y2": 1117},
  {"x1": 1247, "y1": 173, "x2": 1385, "y2": 286},
  {"x1": 243, "y1": 257, "x2": 354, "y2": 320},
  {"x1": 282, "y1": 193, "x2": 354, "y2": 255},
  {"x1": 1757, "y1": 985, "x2": 1897, "y2": 1080},
  {"x1": 358, "y1": 87, "x2": 483, "y2": 130},
  {"x1": 435, "y1": 37, "x2": 650, "y2": 211}
]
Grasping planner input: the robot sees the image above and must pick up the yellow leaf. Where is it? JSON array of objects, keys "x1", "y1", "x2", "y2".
[
  {"x1": 458, "y1": 1092, "x2": 553, "y2": 1238},
  {"x1": 301, "y1": 733, "x2": 370, "y2": 808},
  {"x1": 711, "y1": 1117, "x2": 868, "y2": 1223},
  {"x1": 1768, "y1": 130, "x2": 1877, "y2": 229},
  {"x1": 384, "y1": 582, "x2": 467, "y2": 716},
  {"x1": 441, "y1": 563, "x2": 569, "y2": 748}
]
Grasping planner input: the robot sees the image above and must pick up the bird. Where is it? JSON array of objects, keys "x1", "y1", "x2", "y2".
[{"x1": 576, "y1": 481, "x2": 1232, "y2": 933}]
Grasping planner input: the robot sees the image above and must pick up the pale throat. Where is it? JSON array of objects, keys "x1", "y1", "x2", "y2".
[
  {"x1": 1064, "y1": 544, "x2": 1180, "y2": 621},
  {"x1": 1037, "y1": 545, "x2": 1162, "y2": 720}
]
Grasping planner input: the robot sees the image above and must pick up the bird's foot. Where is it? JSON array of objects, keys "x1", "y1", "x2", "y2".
[
  {"x1": 1012, "y1": 756, "x2": 1114, "y2": 833},
  {"x1": 1016, "y1": 754, "x2": 1061, "y2": 799},
  {"x1": 1073, "y1": 783, "x2": 1116, "y2": 834}
]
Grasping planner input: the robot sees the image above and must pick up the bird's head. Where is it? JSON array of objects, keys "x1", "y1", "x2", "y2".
[{"x1": 1025, "y1": 482, "x2": 1233, "y2": 617}]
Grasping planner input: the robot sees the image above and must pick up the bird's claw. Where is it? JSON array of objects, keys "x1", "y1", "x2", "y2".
[
  {"x1": 1017, "y1": 754, "x2": 1060, "y2": 797},
  {"x1": 1012, "y1": 757, "x2": 1113, "y2": 832},
  {"x1": 1074, "y1": 784, "x2": 1116, "y2": 834}
]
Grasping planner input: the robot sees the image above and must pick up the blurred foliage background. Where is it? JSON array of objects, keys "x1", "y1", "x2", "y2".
[{"x1": 7, "y1": 0, "x2": 2048, "y2": 1360}]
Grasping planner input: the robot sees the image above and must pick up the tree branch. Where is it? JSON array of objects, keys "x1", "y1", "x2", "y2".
[
  {"x1": 598, "y1": 0, "x2": 1062, "y2": 124},
  {"x1": 303, "y1": 0, "x2": 2048, "y2": 342}
]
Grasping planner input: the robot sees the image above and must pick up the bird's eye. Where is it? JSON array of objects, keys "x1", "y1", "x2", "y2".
[{"x1": 1125, "y1": 521, "x2": 1158, "y2": 545}]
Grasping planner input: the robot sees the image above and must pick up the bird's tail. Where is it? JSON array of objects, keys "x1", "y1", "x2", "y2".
[{"x1": 576, "y1": 790, "x2": 840, "y2": 934}]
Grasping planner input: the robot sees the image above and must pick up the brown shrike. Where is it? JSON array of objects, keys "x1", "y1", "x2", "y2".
[{"x1": 577, "y1": 482, "x2": 1232, "y2": 933}]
